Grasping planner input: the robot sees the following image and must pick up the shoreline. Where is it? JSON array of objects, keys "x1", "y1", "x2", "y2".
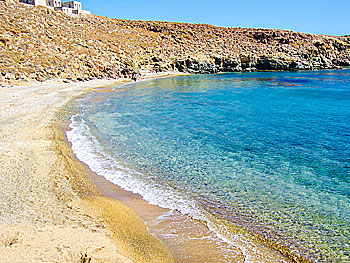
[
  {"x1": 0, "y1": 76, "x2": 176, "y2": 262},
  {"x1": 62, "y1": 102, "x2": 247, "y2": 262},
  {"x1": 60, "y1": 75, "x2": 250, "y2": 262},
  {"x1": 62, "y1": 75, "x2": 295, "y2": 262},
  {"x1": 0, "y1": 73, "x2": 292, "y2": 262}
]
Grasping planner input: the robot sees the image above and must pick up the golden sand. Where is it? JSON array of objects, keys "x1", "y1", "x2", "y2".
[
  {"x1": 52, "y1": 113, "x2": 174, "y2": 263},
  {"x1": 0, "y1": 78, "x2": 174, "y2": 262}
]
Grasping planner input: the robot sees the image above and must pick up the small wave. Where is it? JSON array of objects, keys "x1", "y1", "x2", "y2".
[
  {"x1": 67, "y1": 113, "x2": 205, "y2": 219},
  {"x1": 66, "y1": 112, "x2": 289, "y2": 262}
]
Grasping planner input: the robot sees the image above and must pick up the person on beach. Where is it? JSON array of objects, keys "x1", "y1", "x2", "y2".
[{"x1": 131, "y1": 72, "x2": 140, "y2": 81}]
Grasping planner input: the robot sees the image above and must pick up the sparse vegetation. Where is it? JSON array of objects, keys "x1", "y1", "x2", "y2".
[
  {"x1": 0, "y1": 0, "x2": 350, "y2": 85},
  {"x1": 79, "y1": 253, "x2": 92, "y2": 263},
  {"x1": 1, "y1": 232, "x2": 19, "y2": 247},
  {"x1": 55, "y1": 247, "x2": 94, "y2": 263}
]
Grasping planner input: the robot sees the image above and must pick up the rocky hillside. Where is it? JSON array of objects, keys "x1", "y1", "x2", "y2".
[{"x1": 1, "y1": 0, "x2": 350, "y2": 84}]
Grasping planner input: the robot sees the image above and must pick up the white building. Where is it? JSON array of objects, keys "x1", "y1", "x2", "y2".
[
  {"x1": 19, "y1": 0, "x2": 91, "y2": 15},
  {"x1": 79, "y1": 9, "x2": 91, "y2": 15},
  {"x1": 19, "y1": 0, "x2": 47, "y2": 7},
  {"x1": 62, "y1": 1, "x2": 81, "y2": 11},
  {"x1": 47, "y1": 0, "x2": 61, "y2": 8},
  {"x1": 54, "y1": 6, "x2": 73, "y2": 15}
]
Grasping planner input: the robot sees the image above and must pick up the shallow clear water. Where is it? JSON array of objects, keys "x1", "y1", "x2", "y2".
[{"x1": 68, "y1": 70, "x2": 350, "y2": 262}]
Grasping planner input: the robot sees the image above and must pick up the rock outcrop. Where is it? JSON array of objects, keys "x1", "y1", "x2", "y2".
[{"x1": 1, "y1": 1, "x2": 350, "y2": 84}]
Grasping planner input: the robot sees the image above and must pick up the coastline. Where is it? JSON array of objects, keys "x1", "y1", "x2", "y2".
[
  {"x1": 61, "y1": 75, "x2": 294, "y2": 262},
  {"x1": 58, "y1": 75, "x2": 250, "y2": 262},
  {"x1": 0, "y1": 77, "x2": 175, "y2": 262},
  {"x1": 0, "y1": 73, "x2": 292, "y2": 262},
  {"x1": 1, "y1": 1, "x2": 348, "y2": 261}
]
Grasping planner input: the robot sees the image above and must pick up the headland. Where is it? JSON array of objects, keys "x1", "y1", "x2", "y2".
[{"x1": 1, "y1": 0, "x2": 350, "y2": 86}]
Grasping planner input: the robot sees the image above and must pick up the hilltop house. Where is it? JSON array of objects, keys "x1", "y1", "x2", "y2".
[
  {"x1": 19, "y1": 0, "x2": 91, "y2": 15},
  {"x1": 19, "y1": 0, "x2": 47, "y2": 6},
  {"x1": 47, "y1": 0, "x2": 61, "y2": 8}
]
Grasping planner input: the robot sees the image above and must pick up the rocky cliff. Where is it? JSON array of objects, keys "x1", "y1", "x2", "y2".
[{"x1": 1, "y1": 0, "x2": 350, "y2": 84}]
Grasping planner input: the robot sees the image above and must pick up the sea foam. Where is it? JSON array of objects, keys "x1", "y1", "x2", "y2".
[{"x1": 66, "y1": 112, "x2": 273, "y2": 262}]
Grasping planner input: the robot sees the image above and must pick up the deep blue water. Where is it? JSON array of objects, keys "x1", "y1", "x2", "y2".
[{"x1": 68, "y1": 69, "x2": 350, "y2": 262}]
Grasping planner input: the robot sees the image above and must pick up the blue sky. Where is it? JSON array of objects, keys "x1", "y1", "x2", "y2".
[{"x1": 82, "y1": 0, "x2": 349, "y2": 36}]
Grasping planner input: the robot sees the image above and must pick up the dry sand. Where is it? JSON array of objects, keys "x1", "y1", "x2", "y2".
[{"x1": 0, "y1": 78, "x2": 173, "y2": 263}]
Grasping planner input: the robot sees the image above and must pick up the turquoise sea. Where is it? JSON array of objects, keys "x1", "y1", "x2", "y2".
[{"x1": 67, "y1": 69, "x2": 350, "y2": 262}]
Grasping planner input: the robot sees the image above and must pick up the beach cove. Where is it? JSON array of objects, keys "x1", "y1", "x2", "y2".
[
  {"x1": 1, "y1": 1, "x2": 350, "y2": 262},
  {"x1": 1, "y1": 68, "x2": 349, "y2": 263},
  {"x1": 0, "y1": 73, "x2": 298, "y2": 263}
]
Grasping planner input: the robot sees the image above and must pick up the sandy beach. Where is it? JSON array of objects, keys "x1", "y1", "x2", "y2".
[
  {"x1": 0, "y1": 78, "x2": 175, "y2": 263},
  {"x1": 0, "y1": 74, "x2": 292, "y2": 263}
]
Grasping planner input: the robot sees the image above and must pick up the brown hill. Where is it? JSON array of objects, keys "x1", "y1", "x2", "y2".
[{"x1": 1, "y1": 0, "x2": 350, "y2": 84}]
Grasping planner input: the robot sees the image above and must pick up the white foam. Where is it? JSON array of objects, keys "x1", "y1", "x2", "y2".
[
  {"x1": 67, "y1": 113, "x2": 205, "y2": 220},
  {"x1": 66, "y1": 113, "x2": 286, "y2": 262}
]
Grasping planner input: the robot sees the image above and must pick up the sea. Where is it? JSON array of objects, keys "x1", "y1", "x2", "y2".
[{"x1": 67, "y1": 69, "x2": 350, "y2": 262}]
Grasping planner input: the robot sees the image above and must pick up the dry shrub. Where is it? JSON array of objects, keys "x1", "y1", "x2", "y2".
[{"x1": 1, "y1": 232, "x2": 19, "y2": 247}]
